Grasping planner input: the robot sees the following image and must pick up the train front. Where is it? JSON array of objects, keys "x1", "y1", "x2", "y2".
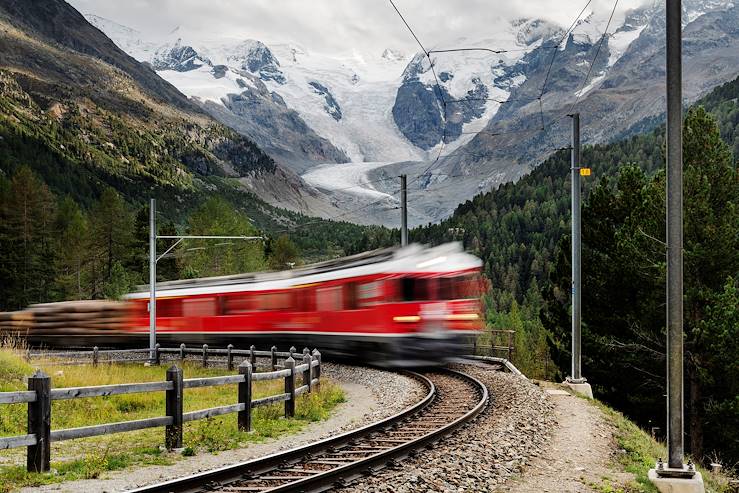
[{"x1": 381, "y1": 243, "x2": 484, "y2": 366}]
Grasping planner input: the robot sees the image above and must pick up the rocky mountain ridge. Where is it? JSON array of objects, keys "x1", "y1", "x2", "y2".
[
  {"x1": 83, "y1": 0, "x2": 739, "y2": 226},
  {"x1": 0, "y1": 0, "x2": 339, "y2": 219}
]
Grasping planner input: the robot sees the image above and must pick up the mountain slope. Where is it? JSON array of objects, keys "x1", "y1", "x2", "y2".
[
  {"x1": 434, "y1": 0, "x2": 739, "y2": 191},
  {"x1": 0, "y1": 0, "x2": 195, "y2": 112},
  {"x1": 0, "y1": 0, "x2": 337, "y2": 217},
  {"x1": 82, "y1": 1, "x2": 739, "y2": 227},
  {"x1": 412, "y1": 72, "x2": 739, "y2": 306}
]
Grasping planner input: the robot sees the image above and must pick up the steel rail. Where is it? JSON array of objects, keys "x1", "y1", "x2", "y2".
[{"x1": 129, "y1": 369, "x2": 488, "y2": 493}]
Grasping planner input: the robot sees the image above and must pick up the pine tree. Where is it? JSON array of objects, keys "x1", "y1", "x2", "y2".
[
  {"x1": 54, "y1": 196, "x2": 89, "y2": 300},
  {"x1": 88, "y1": 188, "x2": 134, "y2": 298},
  {"x1": 0, "y1": 166, "x2": 57, "y2": 309}
]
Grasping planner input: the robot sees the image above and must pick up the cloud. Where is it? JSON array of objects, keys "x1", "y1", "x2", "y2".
[{"x1": 68, "y1": 0, "x2": 646, "y2": 56}]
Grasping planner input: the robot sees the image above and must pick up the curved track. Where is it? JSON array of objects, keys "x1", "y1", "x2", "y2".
[{"x1": 130, "y1": 369, "x2": 488, "y2": 493}]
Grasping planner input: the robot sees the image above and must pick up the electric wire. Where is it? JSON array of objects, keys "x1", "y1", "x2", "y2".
[
  {"x1": 279, "y1": 0, "x2": 607, "y2": 232},
  {"x1": 567, "y1": 0, "x2": 620, "y2": 114}
]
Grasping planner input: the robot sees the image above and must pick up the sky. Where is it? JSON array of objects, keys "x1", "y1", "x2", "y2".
[{"x1": 68, "y1": 0, "x2": 647, "y2": 57}]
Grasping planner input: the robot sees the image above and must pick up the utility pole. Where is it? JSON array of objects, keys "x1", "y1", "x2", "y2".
[
  {"x1": 149, "y1": 199, "x2": 156, "y2": 362},
  {"x1": 570, "y1": 113, "x2": 583, "y2": 382},
  {"x1": 564, "y1": 113, "x2": 592, "y2": 398},
  {"x1": 650, "y1": 0, "x2": 702, "y2": 489},
  {"x1": 666, "y1": 0, "x2": 685, "y2": 472},
  {"x1": 400, "y1": 174, "x2": 408, "y2": 247}
]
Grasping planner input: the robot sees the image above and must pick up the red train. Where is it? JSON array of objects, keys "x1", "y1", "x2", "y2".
[{"x1": 125, "y1": 243, "x2": 484, "y2": 365}]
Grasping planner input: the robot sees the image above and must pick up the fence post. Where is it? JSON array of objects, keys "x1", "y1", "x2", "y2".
[
  {"x1": 227, "y1": 344, "x2": 234, "y2": 371},
  {"x1": 312, "y1": 349, "x2": 321, "y2": 392},
  {"x1": 154, "y1": 343, "x2": 161, "y2": 366},
  {"x1": 237, "y1": 360, "x2": 252, "y2": 432},
  {"x1": 302, "y1": 351, "x2": 312, "y2": 394},
  {"x1": 271, "y1": 346, "x2": 277, "y2": 371},
  {"x1": 249, "y1": 345, "x2": 256, "y2": 372},
  {"x1": 202, "y1": 344, "x2": 208, "y2": 368},
  {"x1": 92, "y1": 346, "x2": 99, "y2": 367},
  {"x1": 27, "y1": 370, "x2": 51, "y2": 473},
  {"x1": 180, "y1": 343, "x2": 186, "y2": 363},
  {"x1": 508, "y1": 330, "x2": 514, "y2": 363},
  {"x1": 165, "y1": 365, "x2": 183, "y2": 450},
  {"x1": 284, "y1": 356, "x2": 295, "y2": 418}
]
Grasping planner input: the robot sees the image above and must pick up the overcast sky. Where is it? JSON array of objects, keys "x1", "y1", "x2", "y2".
[{"x1": 68, "y1": 0, "x2": 647, "y2": 56}]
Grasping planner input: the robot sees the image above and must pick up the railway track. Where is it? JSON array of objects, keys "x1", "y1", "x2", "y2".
[{"x1": 130, "y1": 368, "x2": 488, "y2": 493}]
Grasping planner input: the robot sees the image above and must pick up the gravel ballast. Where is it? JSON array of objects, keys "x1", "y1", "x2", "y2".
[{"x1": 339, "y1": 362, "x2": 555, "y2": 493}]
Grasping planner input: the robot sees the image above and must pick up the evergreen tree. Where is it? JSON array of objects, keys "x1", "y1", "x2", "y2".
[
  {"x1": 180, "y1": 197, "x2": 265, "y2": 277},
  {"x1": 268, "y1": 235, "x2": 300, "y2": 270},
  {"x1": 88, "y1": 188, "x2": 134, "y2": 298},
  {"x1": 54, "y1": 196, "x2": 89, "y2": 300},
  {"x1": 0, "y1": 166, "x2": 57, "y2": 310},
  {"x1": 542, "y1": 108, "x2": 739, "y2": 463}
]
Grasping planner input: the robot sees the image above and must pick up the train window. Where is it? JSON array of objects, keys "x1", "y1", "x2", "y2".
[
  {"x1": 400, "y1": 278, "x2": 433, "y2": 301},
  {"x1": 456, "y1": 273, "x2": 482, "y2": 299},
  {"x1": 358, "y1": 281, "x2": 381, "y2": 300},
  {"x1": 157, "y1": 298, "x2": 182, "y2": 317},
  {"x1": 345, "y1": 282, "x2": 359, "y2": 310},
  {"x1": 438, "y1": 277, "x2": 454, "y2": 300},
  {"x1": 182, "y1": 297, "x2": 216, "y2": 317},
  {"x1": 317, "y1": 286, "x2": 342, "y2": 311},
  {"x1": 294, "y1": 288, "x2": 313, "y2": 312},
  {"x1": 259, "y1": 292, "x2": 292, "y2": 311},
  {"x1": 224, "y1": 294, "x2": 257, "y2": 314}
]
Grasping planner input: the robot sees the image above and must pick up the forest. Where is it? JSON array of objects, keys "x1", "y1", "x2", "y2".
[{"x1": 412, "y1": 75, "x2": 739, "y2": 465}]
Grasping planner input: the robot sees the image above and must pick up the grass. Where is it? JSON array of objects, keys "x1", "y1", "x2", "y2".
[
  {"x1": 587, "y1": 397, "x2": 735, "y2": 493},
  {"x1": 0, "y1": 344, "x2": 345, "y2": 492}
]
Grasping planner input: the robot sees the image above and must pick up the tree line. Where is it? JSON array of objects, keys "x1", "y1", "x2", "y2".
[
  {"x1": 543, "y1": 107, "x2": 739, "y2": 464},
  {"x1": 0, "y1": 167, "x2": 305, "y2": 311},
  {"x1": 411, "y1": 74, "x2": 739, "y2": 465}
]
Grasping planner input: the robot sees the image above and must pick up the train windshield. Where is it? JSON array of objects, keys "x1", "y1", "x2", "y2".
[{"x1": 400, "y1": 273, "x2": 481, "y2": 302}]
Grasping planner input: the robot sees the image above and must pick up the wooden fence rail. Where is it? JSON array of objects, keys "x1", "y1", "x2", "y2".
[
  {"x1": 473, "y1": 328, "x2": 515, "y2": 362},
  {"x1": 0, "y1": 345, "x2": 322, "y2": 473}
]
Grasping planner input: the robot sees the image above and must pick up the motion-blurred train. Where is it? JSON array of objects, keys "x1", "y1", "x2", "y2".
[{"x1": 12, "y1": 243, "x2": 484, "y2": 365}]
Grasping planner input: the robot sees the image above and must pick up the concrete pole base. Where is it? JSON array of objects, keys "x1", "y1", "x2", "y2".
[
  {"x1": 648, "y1": 469, "x2": 704, "y2": 493},
  {"x1": 564, "y1": 381, "x2": 593, "y2": 399}
]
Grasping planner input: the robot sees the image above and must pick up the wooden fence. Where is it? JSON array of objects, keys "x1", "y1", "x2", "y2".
[
  {"x1": 473, "y1": 328, "x2": 515, "y2": 362},
  {"x1": 0, "y1": 345, "x2": 322, "y2": 473}
]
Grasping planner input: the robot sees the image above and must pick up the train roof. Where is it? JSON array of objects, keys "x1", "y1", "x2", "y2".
[{"x1": 125, "y1": 242, "x2": 481, "y2": 299}]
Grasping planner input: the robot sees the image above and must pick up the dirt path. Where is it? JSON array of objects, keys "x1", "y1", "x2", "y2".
[{"x1": 497, "y1": 383, "x2": 633, "y2": 493}]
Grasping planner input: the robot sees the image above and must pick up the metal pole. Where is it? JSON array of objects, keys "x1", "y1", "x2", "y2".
[
  {"x1": 570, "y1": 113, "x2": 583, "y2": 382},
  {"x1": 400, "y1": 174, "x2": 408, "y2": 246},
  {"x1": 666, "y1": 0, "x2": 684, "y2": 470},
  {"x1": 149, "y1": 198, "x2": 156, "y2": 362}
]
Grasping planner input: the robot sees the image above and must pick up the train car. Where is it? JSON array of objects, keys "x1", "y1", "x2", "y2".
[{"x1": 124, "y1": 243, "x2": 484, "y2": 365}]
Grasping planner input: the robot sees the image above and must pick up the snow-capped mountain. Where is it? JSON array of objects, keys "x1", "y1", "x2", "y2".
[
  {"x1": 84, "y1": 13, "x2": 563, "y2": 169},
  {"x1": 85, "y1": 0, "x2": 739, "y2": 226}
]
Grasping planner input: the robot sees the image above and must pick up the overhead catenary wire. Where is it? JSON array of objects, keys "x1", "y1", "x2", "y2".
[
  {"x1": 278, "y1": 0, "x2": 614, "y2": 233},
  {"x1": 567, "y1": 0, "x2": 621, "y2": 114}
]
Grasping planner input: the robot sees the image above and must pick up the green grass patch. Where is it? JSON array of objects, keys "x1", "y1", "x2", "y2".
[
  {"x1": 590, "y1": 398, "x2": 734, "y2": 493},
  {"x1": 0, "y1": 347, "x2": 345, "y2": 491}
]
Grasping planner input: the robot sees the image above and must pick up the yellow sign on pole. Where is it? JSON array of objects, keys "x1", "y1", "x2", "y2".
[{"x1": 580, "y1": 167, "x2": 592, "y2": 176}]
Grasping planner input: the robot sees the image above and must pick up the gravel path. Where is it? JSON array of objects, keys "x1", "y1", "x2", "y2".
[
  {"x1": 498, "y1": 382, "x2": 632, "y2": 492},
  {"x1": 339, "y1": 362, "x2": 556, "y2": 493},
  {"x1": 20, "y1": 364, "x2": 425, "y2": 493}
]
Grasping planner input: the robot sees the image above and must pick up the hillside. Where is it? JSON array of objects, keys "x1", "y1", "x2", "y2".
[
  {"x1": 412, "y1": 73, "x2": 738, "y2": 308},
  {"x1": 0, "y1": 0, "x2": 337, "y2": 217},
  {"x1": 83, "y1": 1, "x2": 739, "y2": 226}
]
